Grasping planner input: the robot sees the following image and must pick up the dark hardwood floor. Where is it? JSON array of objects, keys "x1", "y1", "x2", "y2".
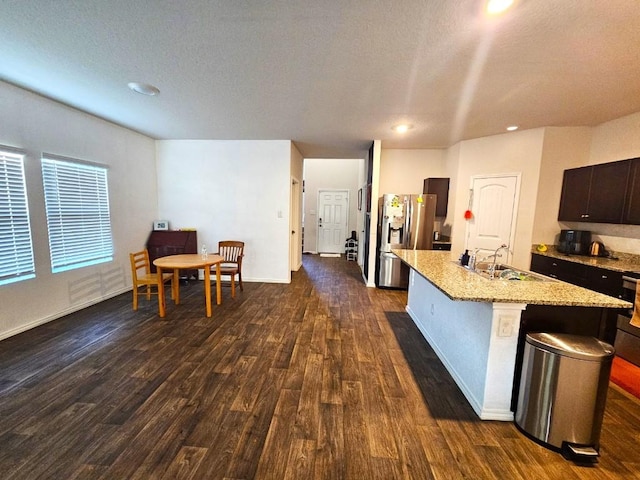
[{"x1": 1, "y1": 254, "x2": 640, "y2": 479}]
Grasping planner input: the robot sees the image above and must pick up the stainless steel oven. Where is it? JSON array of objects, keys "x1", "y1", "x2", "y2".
[{"x1": 616, "y1": 274, "x2": 640, "y2": 366}]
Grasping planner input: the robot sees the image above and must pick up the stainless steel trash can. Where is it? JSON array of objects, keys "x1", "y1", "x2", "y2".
[{"x1": 515, "y1": 333, "x2": 614, "y2": 459}]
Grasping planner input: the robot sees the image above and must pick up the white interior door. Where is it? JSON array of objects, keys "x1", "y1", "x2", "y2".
[
  {"x1": 466, "y1": 174, "x2": 520, "y2": 262},
  {"x1": 317, "y1": 189, "x2": 349, "y2": 253}
]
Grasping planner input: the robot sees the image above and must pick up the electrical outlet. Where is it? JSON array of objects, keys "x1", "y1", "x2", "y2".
[{"x1": 498, "y1": 315, "x2": 514, "y2": 337}]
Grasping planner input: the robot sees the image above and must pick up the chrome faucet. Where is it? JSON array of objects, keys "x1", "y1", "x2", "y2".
[{"x1": 487, "y1": 244, "x2": 509, "y2": 277}]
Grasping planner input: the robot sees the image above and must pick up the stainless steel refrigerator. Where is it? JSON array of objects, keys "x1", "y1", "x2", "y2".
[{"x1": 376, "y1": 193, "x2": 437, "y2": 289}]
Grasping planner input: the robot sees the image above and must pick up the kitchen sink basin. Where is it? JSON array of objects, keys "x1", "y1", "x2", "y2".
[{"x1": 460, "y1": 262, "x2": 555, "y2": 282}]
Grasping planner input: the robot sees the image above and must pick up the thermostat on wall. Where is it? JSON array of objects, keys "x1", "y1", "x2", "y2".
[{"x1": 153, "y1": 220, "x2": 169, "y2": 231}]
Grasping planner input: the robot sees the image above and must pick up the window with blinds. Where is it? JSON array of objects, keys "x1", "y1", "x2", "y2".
[
  {"x1": 42, "y1": 155, "x2": 113, "y2": 273},
  {"x1": 0, "y1": 149, "x2": 35, "y2": 286}
]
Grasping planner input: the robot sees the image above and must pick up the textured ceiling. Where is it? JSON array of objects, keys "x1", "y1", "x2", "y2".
[{"x1": 1, "y1": 0, "x2": 639, "y2": 158}]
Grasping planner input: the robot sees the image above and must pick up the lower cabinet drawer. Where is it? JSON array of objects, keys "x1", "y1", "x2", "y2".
[{"x1": 530, "y1": 253, "x2": 622, "y2": 298}]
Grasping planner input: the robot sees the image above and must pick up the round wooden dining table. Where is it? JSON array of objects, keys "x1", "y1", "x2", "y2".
[{"x1": 153, "y1": 254, "x2": 224, "y2": 318}]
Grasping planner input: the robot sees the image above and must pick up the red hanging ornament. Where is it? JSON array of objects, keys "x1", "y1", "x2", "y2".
[{"x1": 464, "y1": 189, "x2": 473, "y2": 220}]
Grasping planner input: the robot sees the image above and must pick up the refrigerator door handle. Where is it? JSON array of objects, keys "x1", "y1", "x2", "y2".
[{"x1": 403, "y1": 198, "x2": 411, "y2": 248}]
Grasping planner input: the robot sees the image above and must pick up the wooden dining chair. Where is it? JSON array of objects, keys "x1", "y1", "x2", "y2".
[
  {"x1": 212, "y1": 240, "x2": 244, "y2": 298},
  {"x1": 129, "y1": 249, "x2": 173, "y2": 310}
]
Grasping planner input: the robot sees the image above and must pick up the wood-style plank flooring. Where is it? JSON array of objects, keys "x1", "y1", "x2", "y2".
[{"x1": 1, "y1": 254, "x2": 640, "y2": 479}]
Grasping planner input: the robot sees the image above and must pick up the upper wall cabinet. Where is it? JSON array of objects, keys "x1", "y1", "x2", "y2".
[
  {"x1": 558, "y1": 159, "x2": 631, "y2": 223},
  {"x1": 623, "y1": 158, "x2": 640, "y2": 224},
  {"x1": 423, "y1": 177, "x2": 450, "y2": 217}
]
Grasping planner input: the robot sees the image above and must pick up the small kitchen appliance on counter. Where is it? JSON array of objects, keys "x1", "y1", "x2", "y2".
[
  {"x1": 589, "y1": 241, "x2": 608, "y2": 257},
  {"x1": 557, "y1": 229, "x2": 591, "y2": 255}
]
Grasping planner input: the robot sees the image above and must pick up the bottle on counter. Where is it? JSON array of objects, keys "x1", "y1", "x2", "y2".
[
  {"x1": 468, "y1": 250, "x2": 476, "y2": 270},
  {"x1": 461, "y1": 249, "x2": 470, "y2": 266}
]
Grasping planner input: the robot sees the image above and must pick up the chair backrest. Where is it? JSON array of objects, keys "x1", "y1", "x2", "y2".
[
  {"x1": 130, "y1": 249, "x2": 151, "y2": 281},
  {"x1": 218, "y1": 241, "x2": 244, "y2": 263}
]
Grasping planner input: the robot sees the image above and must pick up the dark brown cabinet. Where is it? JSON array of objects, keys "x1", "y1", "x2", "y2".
[
  {"x1": 557, "y1": 167, "x2": 592, "y2": 221},
  {"x1": 558, "y1": 160, "x2": 630, "y2": 223},
  {"x1": 622, "y1": 157, "x2": 640, "y2": 224},
  {"x1": 146, "y1": 230, "x2": 198, "y2": 276},
  {"x1": 530, "y1": 253, "x2": 623, "y2": 299},
  {"x1": 530, "y1": 254, "x2": 585, "y2": 285},
  {"x1": 423, "y1": 177, "x2": 450, "y2": 217},
  {"x1": 583, "y1": 266, "x2": 623, "y2": 298}
]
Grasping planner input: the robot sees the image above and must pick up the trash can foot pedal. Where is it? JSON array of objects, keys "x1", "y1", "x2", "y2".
[{"x1": 562, "y1": 443, "x2": 599, "y2": 463}]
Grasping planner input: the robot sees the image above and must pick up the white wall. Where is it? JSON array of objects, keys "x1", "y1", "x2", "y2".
[
  {"x1": 590, "y1": 112, "x2": 640, "y2": 165},
  {"x1": 576, "y1": 112, "x2": 640, "y2": 254},
  {"x1": 529, "y1": 114, "x2": 640, "y2": 255},
  {"x1": 155, "y1": 140, "x2": 293, "y2": 283},
  {"x1": 379, "y1": 148, "x2": 449, "y2": 238},
  {"x1": 302, "y1": 158, "x2": 362, "y2": 253},
  {"x1": 379, "y1": 149, "x2": 446, "y2": 195},
  {"x1": 440, "y1": 142, "x2": 462, "y2": 238},
  {"x1": 0, "y1": 81, "x2": 157, "y2": 340},
  {"x1": 444, "y1": 114, "x2": 640, "y2": 264},
  {"x1": 449, "y1": 128, "x2": 546, "y2": 269},
  {"x1": 383, "y1": 115, "x2": 640, "y2": 273},
  {"x1": 528, "y1": 113, "x2": 640, "y2": 255},
  {"x1": 532, "y1": 127, "x2": 592, "y2": 245}
]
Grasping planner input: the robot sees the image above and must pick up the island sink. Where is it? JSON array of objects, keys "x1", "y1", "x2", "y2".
[{"x1": 465, "y1": 262, "x2": 555, "y2": 282}]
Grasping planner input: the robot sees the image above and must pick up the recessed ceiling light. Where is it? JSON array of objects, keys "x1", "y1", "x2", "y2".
[
  {"x1": 127, "y1": 82, "x2": 160, "y2": 96},
  {"x1": 486, "y1": 0, "x2": 514, "y2": 15},
  {"x1": 506, "y1": 125, "x2": 519, "y2": 131},
  {"x1": 392, "y1": 124, "x2": 413, "y2": 133}
]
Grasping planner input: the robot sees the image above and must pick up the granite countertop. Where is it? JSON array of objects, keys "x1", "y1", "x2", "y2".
[
  {"x1": 392, "y1": 249, "x2": 632, "y2": 308},
  {"x1": 530, "y1": 245, "x2": 640, "y2": 273}
]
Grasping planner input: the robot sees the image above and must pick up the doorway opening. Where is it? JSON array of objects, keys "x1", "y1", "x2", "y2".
[{"x1": 290, "y1": 177, "x2": 302, "y2": 271}]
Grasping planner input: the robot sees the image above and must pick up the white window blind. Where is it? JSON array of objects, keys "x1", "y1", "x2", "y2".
[
  {"x1": 0, "y1": 150, "x2": 35, "y2": 286},
  {"x1": 42, "y1": 156, "x2": 113, "y2": 273}
]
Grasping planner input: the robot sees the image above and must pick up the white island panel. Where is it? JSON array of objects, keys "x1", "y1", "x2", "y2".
[{"x1": 406, "y1": 269, "x2": 525, "y2": 420}]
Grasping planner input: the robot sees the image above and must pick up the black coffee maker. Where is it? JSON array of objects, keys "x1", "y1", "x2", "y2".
[{"x1": 557, "y1": 230, "x2": 591, "y2": 255}]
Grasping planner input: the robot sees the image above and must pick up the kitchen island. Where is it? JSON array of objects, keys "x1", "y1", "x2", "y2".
[{"x1": 391, "y1": 249, "x2": 631, "y2": 421}]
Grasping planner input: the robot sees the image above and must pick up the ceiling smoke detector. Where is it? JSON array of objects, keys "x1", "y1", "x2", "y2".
[{"x1": 127, "y1": 82, "x2": 160, "y2": 96}]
